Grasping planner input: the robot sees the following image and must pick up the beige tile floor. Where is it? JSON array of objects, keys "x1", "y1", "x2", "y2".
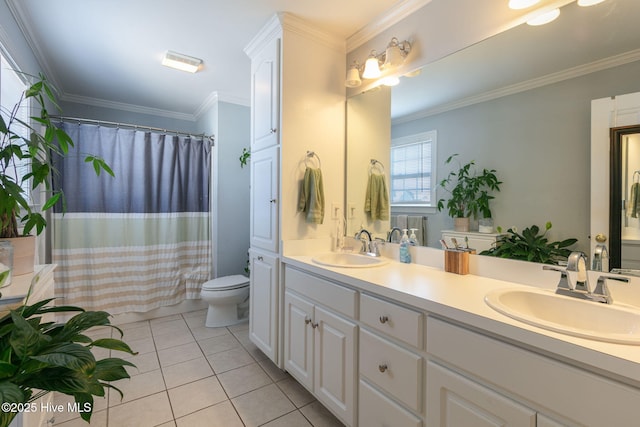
[{"x1": 50, "y1": 309, "x2": 345, "y2": 427}]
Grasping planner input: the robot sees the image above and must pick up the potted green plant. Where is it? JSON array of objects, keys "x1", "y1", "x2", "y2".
[
  {"x1": 0, "y1": 73, "x2": 112, "y2": 275},
  {"x1": 436, "y1": 154, "x2": 502, "y2": 232},
  {"x1": 479, "y1": 222, "x2": 578, "y2": 265},
  {"x1": 0, "y1": 294, "x2": 136, "y2": 427}
]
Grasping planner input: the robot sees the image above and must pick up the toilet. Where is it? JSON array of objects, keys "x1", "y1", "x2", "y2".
[{"x1": 200, "y1": 275, "x2": 250, "y2": 327}]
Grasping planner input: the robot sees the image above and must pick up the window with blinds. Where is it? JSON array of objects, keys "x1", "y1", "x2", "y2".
[{"x1": 390, "y1": 130, "x2": 437, "y2": 206}]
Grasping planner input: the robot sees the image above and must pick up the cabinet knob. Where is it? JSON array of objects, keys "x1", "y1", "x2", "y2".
[
  {"x1": 270, "y1": 199, "x2": 277, "y2": 204},
  {"x1": 379, "y1": 315, "x2": 389, "y2": 324},
  {"x1": 305, "y1": 318, "x2": 312, "y2": 325},
  {"x1": 270, "y1": 128, "x2": 277, "y2": 134},
  {"x1": 311, "y1": 322, "x2": 319, "y2": 329},
  {"x1": 257, "y1": 256, "x2": 264, "y2": 261},
  {"x1": 378, "y1": 364, "x2": 388, "y2": 373}
]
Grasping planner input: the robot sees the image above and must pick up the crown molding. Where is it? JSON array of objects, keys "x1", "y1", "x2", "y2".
[
  {"x1": 61, "y1": 93, "x2": 197, "y2": 122},
  {"x1": 244, "y1": 13, "x2": 283, "y2": 59},
  {"x1": 193, "y1": 91, "x2": 250, "y2": 119},
  {"x1": 346, "y1": 0, "x2": 433, "y2": 53},
  {"x1": 393, "y1": 49, "x2": 640, "y2": 125},
  {"x1": 280, "y1": 12, "x2": 345, "y2": 53}
]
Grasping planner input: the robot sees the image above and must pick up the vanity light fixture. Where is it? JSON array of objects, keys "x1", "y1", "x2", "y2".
[
  {"x1": 508, "y1": 0, "x2": 540, "y2": 9},
  {"x1": 526, "y1": 7, "x2": 560, "y2": 25},
  {"x1": 345, "y1": 37, "x2": 412, "y2": 88},
  {"x1": 577, "y1": 0, "x2": 606, "y2": 6},
  {"x1": 162, "y1": 51, "x2": 202, "y2": 73}
]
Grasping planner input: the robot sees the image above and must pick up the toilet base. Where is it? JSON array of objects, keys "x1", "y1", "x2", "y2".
[{"x1": 205, "y1": 304, "x2": 247, "y2": 328}]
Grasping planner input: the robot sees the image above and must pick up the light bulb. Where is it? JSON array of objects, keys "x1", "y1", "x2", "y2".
[
  {"x1": 362, "y1": 56, "x2": 382, "y2": 79},
  {"x1": 527, "y1": 8, "x2": 560, "y2": 26}
]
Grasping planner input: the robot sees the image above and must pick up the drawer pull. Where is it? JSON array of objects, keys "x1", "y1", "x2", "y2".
[
  {"x1": 311, "y1": 322, "x2": 319, "y2": 329},
  {"x1": 305, "y1": 318, "x2": 312, "y2": 325},
  {"x1": 379, "y1": 315, "x2": 389, "y2": 324},
  {"x1": 378, "y1": 364, "x2": 388, "y2": 373}
]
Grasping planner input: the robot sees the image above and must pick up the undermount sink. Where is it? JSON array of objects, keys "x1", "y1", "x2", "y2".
[
  {"x1": 485, "y1": 287, "x2": 640, "y2": 345},
  {"x1": 311, "y1": 252, "x2": 389, "y2": 268}
]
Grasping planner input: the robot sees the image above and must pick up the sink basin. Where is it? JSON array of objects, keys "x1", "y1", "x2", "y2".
[
  {"x1": 311, "y1": 253, "x2": 389, "y2": 268},
  {"x1": 485, "y1": 287, "x2": 640, "y2": 345}
]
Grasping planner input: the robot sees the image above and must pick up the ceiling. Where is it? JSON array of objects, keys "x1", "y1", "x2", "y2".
[{"x1": 6, "y1": 0, "x2": 411, "y2": 120}]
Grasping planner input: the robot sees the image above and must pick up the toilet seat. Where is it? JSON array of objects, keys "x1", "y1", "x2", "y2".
[{"x1": 202, "y1": 274, "x2": 249, "y2": 291}]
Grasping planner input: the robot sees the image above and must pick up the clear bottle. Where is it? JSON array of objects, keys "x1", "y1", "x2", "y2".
[
  {"x1": 399, "y1": 229, "x2": 411, "y2": 263},
  {"x1": 409, "y1": 228, "x2": 418, "y2": 246}
]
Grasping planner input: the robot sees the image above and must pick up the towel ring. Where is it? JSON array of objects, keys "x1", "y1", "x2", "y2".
[
  {"x1": 369, "y1": 159, "x2": 385, "y2": 175},
  {"x1": 305, "y1": 151, "x2": 322, "y2": 169}
]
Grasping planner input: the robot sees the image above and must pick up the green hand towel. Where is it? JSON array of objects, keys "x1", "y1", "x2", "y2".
[
  {"x1": 298, "y1": 167, "x2": 325, "y2": 224},
  {"x1": 365, "y1": 173, "x2": 389, "y2": 221}
]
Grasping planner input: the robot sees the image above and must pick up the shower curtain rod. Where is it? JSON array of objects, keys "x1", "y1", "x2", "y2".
[{"x1": 51, "y1": 116, "x2": 215, "y2": 144}]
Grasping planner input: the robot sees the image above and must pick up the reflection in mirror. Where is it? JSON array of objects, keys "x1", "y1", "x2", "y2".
[
  {"x1": 346, "y1": 0, "x2": 640, "y2": 255},
  {"x1": 610, "y1": 127, "x2": 640, "y2": 270},
  {"x1": 345, "y1": 86, "x2": 391, "y2": 238}
]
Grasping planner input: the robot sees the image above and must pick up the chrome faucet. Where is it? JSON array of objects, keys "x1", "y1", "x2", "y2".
[
  {"x1": 355, "y1": 228, "x2": 372, "y2": 253},
  {"x1": 387, "y1": 227, "x2": 402, "y2": 243},
  {"x1": 592, "y1": 244, "x2": 609, "y2": 272},
  {"x1": 543, "y1": 251, "x2": 630, "y2": 304}
]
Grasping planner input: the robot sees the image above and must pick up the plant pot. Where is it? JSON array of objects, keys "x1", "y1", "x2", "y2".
[
  {"x1": 6, "y1": 235, "x2": 35, "y2": 276},
  {"x1": 478, "y1": 218, "x2": 494, "y2": 233},
  {"x1": 454, "y1": 217, "x2": 470, "y2": 232}
]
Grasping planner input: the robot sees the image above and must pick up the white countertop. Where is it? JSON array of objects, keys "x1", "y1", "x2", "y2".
[{"x1": 282, "y1": 253, "x2": 640, "y2": 387}]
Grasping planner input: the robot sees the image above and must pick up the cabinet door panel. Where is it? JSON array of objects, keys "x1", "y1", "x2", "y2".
[
  {"x1": 284, "y1": 291, "x2": 314, "y2": 390},
  {"x1": 250, "y1": 146, "x2": 279, "y2": 252},
  {"x1": 427, "y1": 361, "x2": 536, "y2": 427},
  {"x1": 251, "y1": 37, "x2": 279, "y2": 151},
  {"x1": 249, "y1": 250, "x2": 278, "y2": 362},
  {"x1": 314, "y1": 305, "x2": 357, "y2": 427}
]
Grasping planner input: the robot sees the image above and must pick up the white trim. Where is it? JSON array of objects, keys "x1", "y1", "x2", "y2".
[
  {"x1": 394, "y1": 50, "x2": 640, "y2": 124},
  {"x1": 346, "y1": 0, "x2": 433, "y2": 52}
]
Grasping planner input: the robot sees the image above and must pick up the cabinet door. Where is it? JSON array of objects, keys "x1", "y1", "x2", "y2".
[
  {"x1": 251, "y1": 37, "x2": 280, "y2": 151},
  {"x1": 314, "y1": 305, "x2": 357, "y2": 427},
  {"x1": 284, "y1": 291, "x2": 314, "y2": 390},
  {"x1": 426, "y1": 361, "x2": 536, "y2": 427},
  {"x1": 250, "y1": 146, "x2": 279, "y2": 252},
  {"x1": 249, "y1": 250, "x2": 278, "y2": 362}
]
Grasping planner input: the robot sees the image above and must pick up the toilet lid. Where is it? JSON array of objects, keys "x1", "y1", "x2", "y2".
[{"x1": 202, "y1": 274, "x2": 249, "y2": 291}]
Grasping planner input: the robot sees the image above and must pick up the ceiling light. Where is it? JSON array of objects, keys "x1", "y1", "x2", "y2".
[
  {"x1": 381, "y1": 76, "x2": 400, "y2": 86},
  {"x1": 162, "y1": 51, "x2": 202, "y2": 73},
  {"x1": 345, "y1": 37, "x2": 412, "y2": 87},
  {"x1": 362, "y1": 53, "x2": 382, "y2": 79},
  {"x1": 527, "y1": 8, "x2": 560, "y2": 25},
  {"x1": 508, "y1": 0, "x2": 540, "y2": 9},
  {"x1": 577, "y1": 0, "x2": 606, "y2": 6},
  {"x1": 345, "y1": 64, "x2": 362, "y2": 88}
]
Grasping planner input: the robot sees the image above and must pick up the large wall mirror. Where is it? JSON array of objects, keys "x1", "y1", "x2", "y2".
[{"x1": 346, "y1": 0, "x2": 640, "y2": 262}]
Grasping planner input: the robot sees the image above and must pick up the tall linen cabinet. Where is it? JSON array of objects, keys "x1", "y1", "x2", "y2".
[{"x1": 244, "y1": 13, "x2": 346, "y2": 367}]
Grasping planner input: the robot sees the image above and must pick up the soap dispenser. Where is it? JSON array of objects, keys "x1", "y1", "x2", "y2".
[
  {"x1": 399, "y1": 229, "x2": 411, "y2": 263},
  {"x1": 409, "y1": 228, "x2": 418, "y2": 246}
]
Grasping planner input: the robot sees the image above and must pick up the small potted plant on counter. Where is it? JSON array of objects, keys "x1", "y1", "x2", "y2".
[
  {"x1": 437, "y1": 154, "x2": 502, "y2": 232},
  {"x1": 479, "y1": 222, "x2": 578, "y2": 265}
]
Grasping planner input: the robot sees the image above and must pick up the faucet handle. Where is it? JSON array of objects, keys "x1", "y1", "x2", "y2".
[
  {"x1": 543, "y1": 265, "x2": 571, "y2": 290},
  {"x1": 592, "y1": 274, "x2": 629, "y2": 304}
]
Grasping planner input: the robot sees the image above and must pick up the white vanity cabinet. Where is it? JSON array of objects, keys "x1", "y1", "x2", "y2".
[
  {"x1": 284, "y1": 267, "x2": 357, "y2": 427},
  {"x1": 426, "y1": 316, "x2": 640, "y2": 427},
  {"x1": 358, "y1": 293, "x2": 424, "y2": 427}
]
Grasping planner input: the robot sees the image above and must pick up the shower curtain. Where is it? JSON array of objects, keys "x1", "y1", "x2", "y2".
[{"x1": 51, "y1": 123, "x2": 211, "y2": 314}]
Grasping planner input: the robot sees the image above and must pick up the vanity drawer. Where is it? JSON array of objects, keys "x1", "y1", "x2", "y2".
[
  {"x1": 360, "y1": 293, "x2": 423, "y2": 348},
  {"x1": 359, "y1": 328, "x2": 423, "y2": 413},
  {"x1": 285, "y1": 267, "x2": 357, "y2": 317},
  {"x1": 359, "y1": 380, "x2": 422, "y2": 427}
]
